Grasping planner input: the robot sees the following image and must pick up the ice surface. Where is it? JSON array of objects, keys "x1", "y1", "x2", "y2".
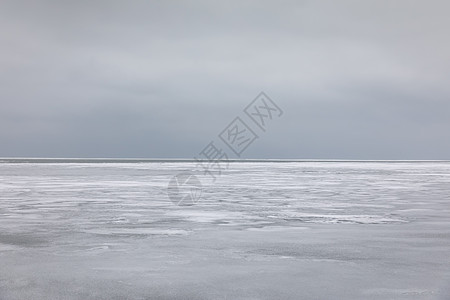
[{"x1": 0, "y1": 161, "x2": 450, "y2": 299}]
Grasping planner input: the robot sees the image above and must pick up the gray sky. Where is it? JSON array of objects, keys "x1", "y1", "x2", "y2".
[{"x1": 1, "y1": 0, "x2": 449, "y2": 159}]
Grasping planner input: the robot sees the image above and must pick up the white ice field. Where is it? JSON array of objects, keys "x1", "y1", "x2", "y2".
[{"x1": 0, "y1": 160, "x2": 449, "y2": 299}]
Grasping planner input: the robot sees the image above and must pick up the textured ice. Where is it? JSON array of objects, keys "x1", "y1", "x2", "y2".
[{"x1": 0, "y1": 160, "x2": 450, "y2": 299}]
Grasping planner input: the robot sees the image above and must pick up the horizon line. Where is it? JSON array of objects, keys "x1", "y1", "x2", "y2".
[{"x1": 1, "y1": 157, "x2": 449, "y2": 163}]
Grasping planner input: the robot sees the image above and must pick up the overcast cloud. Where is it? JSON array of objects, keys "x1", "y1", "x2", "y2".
[{"x1": 1, "y1": 0, "x2": 449, "y2": 159}]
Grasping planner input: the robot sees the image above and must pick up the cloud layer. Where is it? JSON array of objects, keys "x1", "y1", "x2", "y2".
[{"x1": 1, "y1": 0, "x2": 449, "y2": 158}]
